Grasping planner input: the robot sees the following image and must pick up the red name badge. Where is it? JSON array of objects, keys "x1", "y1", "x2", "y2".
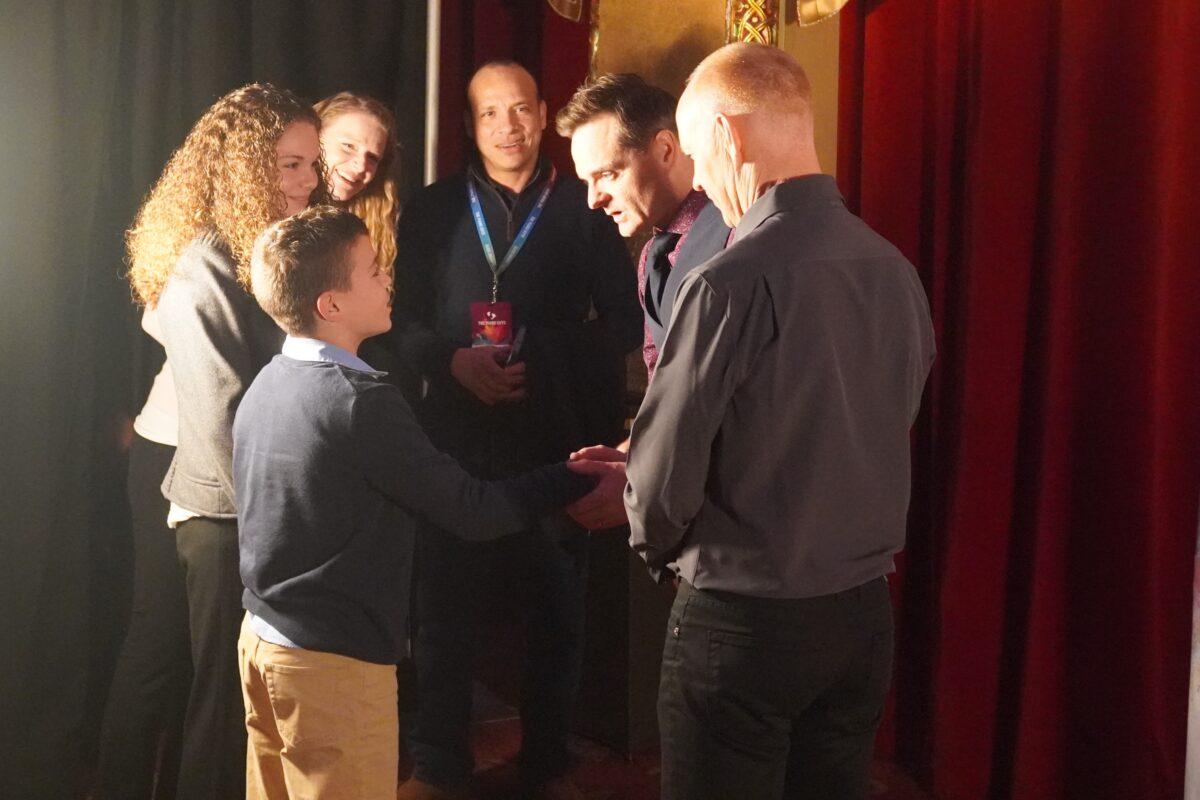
[{"x1": 470, "y1": 301, "x2": 514, "y2": 347}]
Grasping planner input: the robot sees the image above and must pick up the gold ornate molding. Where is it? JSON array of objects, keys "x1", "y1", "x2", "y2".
[
  {"x1": 589, "y1": 0, "x2": 601, "y2": 78},
  {"x1": 796, "y1": 0, "x2": 849, "y2": 26},
  {"x1": 726, "y1": 0, "x2": 779, "y2": 45}
]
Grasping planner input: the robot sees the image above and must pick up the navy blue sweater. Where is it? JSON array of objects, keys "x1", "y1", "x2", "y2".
[{"x1": 233, "y1": 355, "x2": 594, "y2": 664}]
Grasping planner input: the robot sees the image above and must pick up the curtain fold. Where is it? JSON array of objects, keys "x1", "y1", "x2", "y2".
[{"x1": 839, "y1": 1, "x2": 1200, "y2": 798}]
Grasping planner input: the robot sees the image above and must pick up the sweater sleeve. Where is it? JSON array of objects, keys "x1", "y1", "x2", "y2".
[{"x1": 352, "y1": 383, "x2": 594, "y2": 539}]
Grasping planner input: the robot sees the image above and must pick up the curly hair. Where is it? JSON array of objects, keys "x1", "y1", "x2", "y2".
[
  {"x1": 126, "y1": 83, "x2": 326, "y2": 306},
  {"x1": 314, "y1": 92, "x2": 401, "y2": 276}
]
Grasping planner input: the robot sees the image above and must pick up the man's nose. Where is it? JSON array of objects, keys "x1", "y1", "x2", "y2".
[{"x1": 587, "y1": 184, "x2": 607, "y2": 210}]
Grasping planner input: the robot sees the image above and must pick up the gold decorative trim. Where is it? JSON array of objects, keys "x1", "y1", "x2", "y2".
[
  {"x1": 588, "y1": 0, "x2": 600, "y2": 79},
  {"x1": 796, "y1": 0, "x2": 850, "y2": 26},
  {"x1": 727, "y1": 0, "x2": 779, "y2": 45}
]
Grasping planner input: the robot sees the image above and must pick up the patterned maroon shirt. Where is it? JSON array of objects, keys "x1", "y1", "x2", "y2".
[{"x1": 637, "y1": 190, "x2": 710, "y2": 381}]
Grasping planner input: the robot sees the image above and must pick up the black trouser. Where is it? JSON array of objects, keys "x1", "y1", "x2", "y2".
[
  {"x1": 173, "y1": 516, "x2": 246, "y2": 800},
  {"x1": 94, "y1": 435, "x2": 191, "y2": 799},
  {"x1": 405, "y1": 515, "x2": 589, "y2": 789},
  {"x1": 658, "y1": 578, "x2": 893, "y2": 800}
]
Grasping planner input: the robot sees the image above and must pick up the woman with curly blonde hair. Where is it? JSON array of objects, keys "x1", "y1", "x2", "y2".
[
  {"x1": 313, "y1": 92, "x2": 401, "y2": 273},
  {"x1": 114, "y1": 82, "x2": 323, "y2": 800}
]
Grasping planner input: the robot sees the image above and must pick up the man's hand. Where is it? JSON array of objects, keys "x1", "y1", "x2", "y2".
[
  {"x1": 450, "y1": 346, "x2": 526, "y2": 405},
  {"x1": 565, "y1": 458, "x2": 629, "y2": 530},
  {"x1": 569, "y1": 443, "x2": 628, "y2": 463}
]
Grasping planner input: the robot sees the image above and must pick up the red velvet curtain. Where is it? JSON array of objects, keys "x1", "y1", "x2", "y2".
[
  {"x1": 839, "y1": 1, "x2": 1200, "y2": 798},
  {"x1": 435, "y1": 0, "x2": 590, "y2": 179}
]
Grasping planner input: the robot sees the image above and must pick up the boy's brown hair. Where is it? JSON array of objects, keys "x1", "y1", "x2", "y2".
[{"x1": 251, "y1": 205, "x2": 368, "y2": 335}]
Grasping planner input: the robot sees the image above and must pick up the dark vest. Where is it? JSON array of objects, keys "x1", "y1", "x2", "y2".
[{"x1": 645, "y1": 200, "x2": 730, "y2": 351}]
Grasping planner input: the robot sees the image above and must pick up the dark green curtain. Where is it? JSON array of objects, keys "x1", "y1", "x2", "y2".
[{"x1": 0, "y1": 3, "x2": 426, "y2": 797}]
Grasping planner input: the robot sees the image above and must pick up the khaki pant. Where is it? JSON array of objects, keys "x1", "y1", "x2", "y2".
[{"x1": 237, "y1": 615, "x2": 398, "y2": 800}]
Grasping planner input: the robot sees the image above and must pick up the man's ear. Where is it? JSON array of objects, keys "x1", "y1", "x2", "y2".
[
  {"x1": 715, "y1": 113, "x2": 745, "y2": 169},
  {"x1": 538, "y1": 98, "x2": 548, "y2": 131},
  {"x1": 653, "y1": 129, "x2": 678, "y2": 167},
  {"x1": 315, "y1": 290, "x2": 338, "y2": 323}
]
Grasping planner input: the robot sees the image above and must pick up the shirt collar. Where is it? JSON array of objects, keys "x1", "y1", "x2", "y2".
[
  {"x1": 468, "y1": 154, "x2": 549, "y2": 200},
  {"x1": 281, "y1": 335, "x2": 384, "y2": 376},
  {"x1": 732, "y1": 174, "x2": 844, "y2": 244},
  {"x1": 656, "y1": 190, "x2": 711, "y2": 236}
]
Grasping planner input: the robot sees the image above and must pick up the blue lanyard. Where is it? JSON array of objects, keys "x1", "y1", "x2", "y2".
[{"x1": 468, "y1": 165, "x2": 557, "y2": 302}]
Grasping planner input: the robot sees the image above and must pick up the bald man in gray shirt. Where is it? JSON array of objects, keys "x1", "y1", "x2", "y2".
[{"x1": 568, "y1": 44, "x2": 935, "y2": 800}]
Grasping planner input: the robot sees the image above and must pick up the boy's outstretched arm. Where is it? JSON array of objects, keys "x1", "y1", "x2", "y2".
[{"x1": 354, "y1": 384, "x2": 594, "y2": 540}]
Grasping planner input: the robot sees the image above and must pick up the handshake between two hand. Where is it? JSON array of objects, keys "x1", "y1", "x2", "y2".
[{"x1": 564, "y1": 444, "x2": 630, "y2": 531}]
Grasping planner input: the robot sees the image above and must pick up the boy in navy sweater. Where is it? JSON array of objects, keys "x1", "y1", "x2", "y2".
[{"x1": 232, "y1": 206, "x2": 593, "y2": 800}]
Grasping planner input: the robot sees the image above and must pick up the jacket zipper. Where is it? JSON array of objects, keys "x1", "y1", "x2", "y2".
[{"x1": 478, "y1": 175, "x2": 522, "y2": 246}]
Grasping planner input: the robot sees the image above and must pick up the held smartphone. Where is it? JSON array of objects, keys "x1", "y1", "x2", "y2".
[{"x1": 504, "y1": 325, "x2": 527, "y2": 367}]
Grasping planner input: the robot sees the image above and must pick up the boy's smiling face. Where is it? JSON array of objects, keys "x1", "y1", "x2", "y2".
[{"x1": 333, "y1": 234, "x2": 392, "y2": 341}]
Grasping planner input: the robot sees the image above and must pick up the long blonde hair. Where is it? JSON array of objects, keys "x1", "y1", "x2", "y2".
[
  {"x1": 126, "y1": 83, "x2": 326, "y2": 306},
  {"x1": 313, "y1": 92, "x2": 401, "y2": 275}
]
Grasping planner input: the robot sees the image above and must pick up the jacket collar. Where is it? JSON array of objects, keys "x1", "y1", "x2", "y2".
[{"x1": 467, "y1": 154, "x2": 550, "y2": 201}]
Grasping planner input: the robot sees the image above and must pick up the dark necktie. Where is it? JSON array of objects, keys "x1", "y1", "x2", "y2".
[{"x1": 644, "y1": 230, "x2": 682, "y2": 326}]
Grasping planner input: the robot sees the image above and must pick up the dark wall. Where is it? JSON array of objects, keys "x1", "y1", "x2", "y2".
[{"x1": 0, "y1": 4, "x2": 425, "y2": 797}]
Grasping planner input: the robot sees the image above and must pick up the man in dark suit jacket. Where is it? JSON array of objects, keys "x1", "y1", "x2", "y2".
[
  {"x1": 555, "y1": 72, "x2": 730, "y2": 530},
  {"x1": 568, "y1": 44, "x2": 936, "y2": 800}
]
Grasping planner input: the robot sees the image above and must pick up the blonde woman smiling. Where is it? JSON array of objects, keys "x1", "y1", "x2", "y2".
[{"x1": 314, "y1": 92, "x2": 400, "y2": 273}]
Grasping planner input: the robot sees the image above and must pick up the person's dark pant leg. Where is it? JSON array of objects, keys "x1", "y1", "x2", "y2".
[
  {"x1": 174, "y1": 516, "x2": 246, "y2": 800},
  {"x1": 783, "y1": 580, "x2": 893, "y2": 800},
  {"x1": 94, "y1": 436, "x2": 192, "y2": 800},
  {"x1": 657, "y1": 583, "x2": 793, "y2": 800},
  {"x1": 515, "y1": 516, "x2": 589, "y2": 784},
  {"x1": 658, "y1": 579, "x2": 893, "y2": 800},
  {"x1": 405, "y1": 526, "x2": 482, "y2": 790}
]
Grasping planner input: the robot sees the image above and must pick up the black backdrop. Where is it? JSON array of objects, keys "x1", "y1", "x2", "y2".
[{"x1": 0, "y1": 3, "x2": 427, "y2": 796}]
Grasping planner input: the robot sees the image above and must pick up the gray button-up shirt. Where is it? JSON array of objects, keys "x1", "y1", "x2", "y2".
[{"x1": 624, "y1": 175, "x2": 935, "y2": 599}]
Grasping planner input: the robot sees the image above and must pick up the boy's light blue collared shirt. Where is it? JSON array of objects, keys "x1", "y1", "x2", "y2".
[
  {"x1": 247, "y1": 335, "x2": 382, "y2": 649},
  {"x1": 280, "y1": 335, "x2": 382, "y2": 375}
]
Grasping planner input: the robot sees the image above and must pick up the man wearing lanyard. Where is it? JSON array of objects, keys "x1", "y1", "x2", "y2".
[{"x1": 387, "y1": 61, "x2": 641, "y2": 800}]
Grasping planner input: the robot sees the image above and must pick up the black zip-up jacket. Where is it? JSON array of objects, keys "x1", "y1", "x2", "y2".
[{"x1": 382, "y1": 158, "x2": 641, "y2": 478}]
